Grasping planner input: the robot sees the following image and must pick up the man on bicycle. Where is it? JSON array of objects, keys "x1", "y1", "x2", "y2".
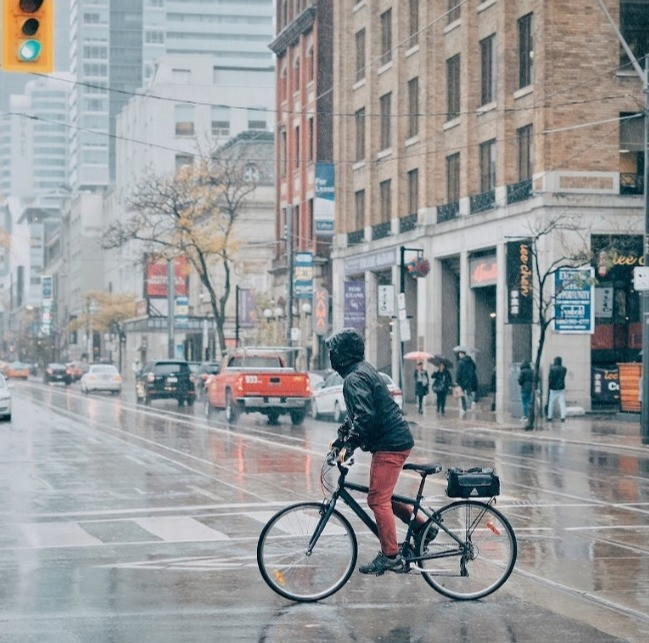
[{"x1": 327, "y1": 328, "x2": 416, "y2": 575}]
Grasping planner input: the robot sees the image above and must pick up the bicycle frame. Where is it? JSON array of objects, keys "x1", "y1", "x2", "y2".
[{"x1": 309, "y1": 462, "x2": 485, "y2": 567}]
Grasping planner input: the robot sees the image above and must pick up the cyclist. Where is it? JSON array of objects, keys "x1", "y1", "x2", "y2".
[{"x1": 327, "y1": 328, "x2": 421, "y2": 575}]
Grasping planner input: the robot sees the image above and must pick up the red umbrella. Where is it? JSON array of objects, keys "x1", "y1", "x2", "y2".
[{"x1": 403, "y1": 351, "x2": 434, "y2": 362}]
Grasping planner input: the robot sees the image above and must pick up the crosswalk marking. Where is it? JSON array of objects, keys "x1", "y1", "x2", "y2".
[
  {"x1": 20, "y1": 522, "x2": 103, "y2": 548},
  {"x1": 133, "y1": 516, "x2": 228, "y2": 542}
]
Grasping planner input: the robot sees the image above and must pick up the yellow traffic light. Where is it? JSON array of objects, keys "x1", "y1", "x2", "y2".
[{"x1": 1, "y1": 0, "x2": 54, "y2": 73}]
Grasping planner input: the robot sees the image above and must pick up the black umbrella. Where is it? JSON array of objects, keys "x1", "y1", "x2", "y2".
[{"x1": 429, "y1": 354, "x2": 452, "y2": 369}]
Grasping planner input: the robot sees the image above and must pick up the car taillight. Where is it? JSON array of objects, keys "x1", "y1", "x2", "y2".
[
  {"x1": 114, "y1": 375, "x2": 122, "y2": 382},
  {"x1": 147, "y1": 372, "x2": 155, "y2": 383},
  {"x1": 236, "y1": 375, "x2": 244, "y2": 393},
  {"x1": 47, "y1": 368, "x2": 53, "y2": 375}
]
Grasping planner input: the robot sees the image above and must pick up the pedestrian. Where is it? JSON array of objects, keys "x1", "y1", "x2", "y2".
[
  {"x1": 547, "y1": 356, "x2": 567, "y2": 422},
  {"x1": 518, "y1": 361, "x2": 534, "y2": 421},
  {"x1": 414, "y1": 361, "x2": 429, "y2": 414},
  {"x1": 327, "y1": 328, "x2": 428, "y2": 576},
  {"x1": 431, "y1": 362, "x2": 453, "y2": 414},
  {"x1": 455, "y1": 350, "x2": 478, "y2": 418}
]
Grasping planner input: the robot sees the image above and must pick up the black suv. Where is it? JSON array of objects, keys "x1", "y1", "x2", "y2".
[
  {"x1": 135, "y1": 360, "x2": 196, "y2": 406},
  {"x1": 44, "y1": 363, "x2": 72, "y2": 385}
]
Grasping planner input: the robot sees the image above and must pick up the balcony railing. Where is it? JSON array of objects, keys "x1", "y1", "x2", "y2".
[
  {"x1": 506, "y1": 179, "x2": 533, "y2": 204},
  {"x1": 399, "y1": 212, "x2": 418, "y2": 233},
  {"x1": 620, "y1": 172, "x2": 643, "y2": 195},
  {"x1": 470, "y1": 189, "x2": 495, "y2": 214},
  {"x1": 347, "y1": 229, "x2": 365, "y2": 246},
  {"x1": 372, "y1": 221, "x2": 391, "y2": 240},
  {"x1": 437, "y1": 201, "x2": 459, "y2": 222}
]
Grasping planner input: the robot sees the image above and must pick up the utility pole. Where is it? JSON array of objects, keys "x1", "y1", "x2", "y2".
[
  {"x1": 286, "y1": 204, "x2": 294, "y2": 347},
  {"x1": 596, "y1": 0, "x2": 649, "y2": 443},
  {"x1": 235, "y1": 285, "x2": 240, "y2": 347},
  {"x1": 167, "y1": 258, "x2": 175, "y2": 359}
]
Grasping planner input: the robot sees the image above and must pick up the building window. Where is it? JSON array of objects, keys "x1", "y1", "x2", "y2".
[
  {"x1": 211, "y1": 106, "x2": 230, "y2": 137},
  {"x1": 621, "y1": 1, "x2": 649, "y2": 65},
  {"x1": 294, "y1": 125, "x2": 300, "y2": 168},
  {"x1": 175, "y1": 154, "x2": 193, "y2": 170},
  {"x1": 407, "y1": 168, "x2": 419, "y2": 216},
  {"x1": 355, "y1": 28, "x2": 366, "y2": 82},
  {"x1": 379, "y1": 93, "x2": 392, "y2": 150},
  {"x1": 294, "y1": 55, "x2": 300, "y2": 89},
  {"x1": 446, "y1": 54, "x2": 460, "y2": 120},
  {"x1": 174, "y1": 105, "x2": 194, "y2": 136},
  {"x1": 407, "y1": 77, "x2": 419, "y2": 138},
  {"x1": 518, "y1": 13, "x2": 533, "y2": 89},
  {"x1": 355, "y1": 107, "x2": 366, "y2": 161},
  {"x1": 446, "y1": 153, "x2": 460, "y2": 202},
  {"x1": 380, "y1": 9, "x2": 392, "y2": 66},
  {"x1": 280, "y1": 128, "x2": 287, "y2": 177},
  {"x1": 517, "y1": 125, "x2": 533, "y2": 181},
  {"x1": 408, "y1": 0, "x2": 419, "y2": 48},
  {"x1": 480, "y1": 34, "x2": 496, "y2": 105},
  {"x1": 448, "y1": 0, "x2": 461, "y2": 24},
  {"x1": 480, "y1": 139, "x2": 496, "y2": 192},
  {"x1": 247, "y1": 107, "x2": 266, "y2": 130},
  {"x1": 307, "y1": 46, "x2": 314, "y2": 82},
  {"x1": 354, "y1": 189, "x2": 365, "y2": 230},
  {"x1": 380, "y1": 179, "x2": 392, "y2": 222},
  {"x1": 308, "y1": 118, "x2": 314, "y2": 161}
]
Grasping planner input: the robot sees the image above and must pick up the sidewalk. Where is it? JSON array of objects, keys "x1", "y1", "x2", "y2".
[{"x1": 404, "y1": 400, "x2": 648, "y2": 453}]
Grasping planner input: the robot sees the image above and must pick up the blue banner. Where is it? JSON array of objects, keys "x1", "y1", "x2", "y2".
[
  {"x1": 294, "y1": 252, "x2": 314, "y2": 299},
  {"x1": 553, "y1": 267, "x2": 594, "y2": 333}
]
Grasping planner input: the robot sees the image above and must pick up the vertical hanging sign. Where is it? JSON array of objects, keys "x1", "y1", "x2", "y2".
[
  {"x1": 506, "y1": 239, "x2": 533, "y2": 324},
  {"x1": 343, "y1": 281, "x2": 365, "y2": 330}
]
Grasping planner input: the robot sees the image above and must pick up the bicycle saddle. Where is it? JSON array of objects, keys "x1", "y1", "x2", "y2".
[{"x1": 403, "y1": 463, "x2": 442, "y2": 475}]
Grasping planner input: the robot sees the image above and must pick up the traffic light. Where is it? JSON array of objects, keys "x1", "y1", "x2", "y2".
[{"x1": 1, "y1": 0, "x2": 54, "y2": 73}]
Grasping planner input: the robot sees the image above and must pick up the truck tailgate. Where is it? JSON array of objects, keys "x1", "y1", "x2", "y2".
[{"x1": 242, "y1": 372, "x2": 308, "y2": 397}]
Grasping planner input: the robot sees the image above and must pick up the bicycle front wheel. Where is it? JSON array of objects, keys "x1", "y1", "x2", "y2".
[
  {"x1": 257, "y1": 501, "x2": 357, "y2": 602},
  {"x1": 418, "y1": 500, "x2": 517, "y2": 600}
]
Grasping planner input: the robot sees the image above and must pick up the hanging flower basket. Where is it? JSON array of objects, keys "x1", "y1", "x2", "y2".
[{"x1": 406, "y1": 257, "x2": 430, "y2": 278}]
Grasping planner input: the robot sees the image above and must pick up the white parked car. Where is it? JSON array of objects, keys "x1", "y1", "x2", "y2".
[
  {"x1": 310, "y1": 371, "x2": 403, "y2": 421},
  {"x1": 0, "y1": 374, "x2": 12, "y2": 421},
  {"x1": 80, "y1": 364, "x2": 122, "y2": 395}
]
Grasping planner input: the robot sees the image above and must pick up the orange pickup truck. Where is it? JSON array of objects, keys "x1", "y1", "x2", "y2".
[{"x1": 203, "y1": 348, "x2": 311, "y2": 425}]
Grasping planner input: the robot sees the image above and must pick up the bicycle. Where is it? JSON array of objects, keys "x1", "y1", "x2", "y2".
[{"x1": 257, "y1": 450, "x2": 517, "y2": 603}]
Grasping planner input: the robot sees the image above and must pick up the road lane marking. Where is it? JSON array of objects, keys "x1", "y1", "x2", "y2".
[
  {"x1": 133, "y1": 516, "x2": 228, "y2": 542},
  {"x1": 20, "y1": 522, "x2": 103, "y2": 548},
  {"x1": 186, "y1": 485, "x2": 223, "y2": 501}
]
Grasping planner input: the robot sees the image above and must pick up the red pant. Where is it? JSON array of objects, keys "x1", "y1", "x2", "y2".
[{"x1": 367, "y1": 449, "x2": 412, "y2": 557}]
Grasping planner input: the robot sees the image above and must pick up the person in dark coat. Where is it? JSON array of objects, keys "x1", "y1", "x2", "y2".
[
  {"x1": 414, "y1": 361, "x2": 430, "y2": 414},
  {"x1": 431, "y1": 362, "x2": 453, "y2": 414},
  {"x1": 518, "y1": 361, "x2": 534, "y2": 421},
  {"x1": 327, "y1": 328, "x2": 418, "y2": 576},
  {"x1": 455, "y1": 351, "x2": 478, "y2": 417},
  {"x1": 547, "y1": 356, "x2": 567, "y2": 422}
]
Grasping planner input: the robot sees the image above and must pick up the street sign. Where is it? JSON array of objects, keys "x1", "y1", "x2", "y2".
[
  {"x1": 633, "y1": 266, "x2": 649, "y2": 291},
  {"x1": 553, "y1": 267, "x2": 594, "y2": 333},
  {"x1": 378, "y1": 284, "x2": 394, "y2": 317}
]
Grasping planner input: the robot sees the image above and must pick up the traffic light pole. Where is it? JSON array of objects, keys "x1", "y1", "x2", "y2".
[{"x1": 641, "y1": 59, "x2": 649, "y2": 445}]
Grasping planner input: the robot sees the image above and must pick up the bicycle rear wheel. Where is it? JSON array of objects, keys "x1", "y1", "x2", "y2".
[
  {"x1": 257, "y1": 501, "x2": 357, "y2": 602},
  {"x1": 418, "y1": 500, "x2": 517, "y2": 600}
]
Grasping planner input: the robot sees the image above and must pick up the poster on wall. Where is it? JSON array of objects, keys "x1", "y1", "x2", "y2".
[
  {"x1": 506, "y1": 240, "x2": 533, "y2": 324},
  {"x1": 591, "y1": 367, "x2": 620, "y2": 404},
  {"x1": 553, "y1": 267, "x2": 594, "y2": 333},
  {"x1": 314, "y1": 163, "x2": 335, "y2": 237},
  {"x1": 344, "y1": 281, "x2": 365, "y2": 330}
]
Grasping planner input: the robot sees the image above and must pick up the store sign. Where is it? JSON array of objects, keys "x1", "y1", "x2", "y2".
[
  {"x1": 175, "y1": 296, "x2": 188, "y2": 329},
  {"x1": 506, "y1": 240, "x2": 533, "y2": 324},
  {"x1": 595, "y1": 287, "x2": 613, "y2": 318},
  {"x1": 313, "y1": 287, "x2": 329, "y2": 336},
  {"x1": 314, "y1": 162, "x2": 335, "y2": 236},
  {"x1": 378, "y1": 284, "x2": 394, "y2": 317},
  {"x1": 345, "y1": 247, "x2": 398, "y2": 276},
  {"x1": 591, "y1": 367, "x2": 620, "y2": 404},
  {"x1": 344, "y1": 281, "x2": 365, "y2": 330},
  {"x1": 553, "y1": 267, "x2": 594, "y2": 333},
  {"x1": 294, "y1": 251, "x2": 314, "y2": 299},
  {"x1": 469, "y1": 255, "x2": 498, "y2": 287}
]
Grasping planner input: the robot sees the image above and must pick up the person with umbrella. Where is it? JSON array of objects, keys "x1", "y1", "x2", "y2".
[
  {"x1": 431, "y1": 359, "x2": 453, "y2": 415},
  {"x1": 413, "y1": 361, "x2": 430, "y2": 414}
]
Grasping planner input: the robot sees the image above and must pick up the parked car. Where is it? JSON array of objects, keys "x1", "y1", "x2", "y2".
[
  {"x1": 80, "y1": 364, "x2": 122, "y2": 395},
  {"x1": 195, "y1": 361, "x2": 220, "y2": 398},
  {"x1": 0, "y1": 374, "x2": 12, "y2": 421},
  {"x1": 135, "y1": 360, "x2": 196, "y2": 406},
  {"x1": 44, "y1": 363, "x2": 72, "y2": 385},
  {"x1": 310, "y1": 371, "x2": 403, "y2": 421},
  {"x1": 4, "y1": 361, "x2": 29, "y2": 379}
]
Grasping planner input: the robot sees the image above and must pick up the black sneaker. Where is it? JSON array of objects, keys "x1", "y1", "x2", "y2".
[
  {"x1": 358, "y1": 552, "x2": 405, "y2": 575},
  {"x1": 415, "y1": 522, "x2": 438, "y2": 548}
]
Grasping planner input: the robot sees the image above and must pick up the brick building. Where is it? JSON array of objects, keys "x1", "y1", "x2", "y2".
[
  {"x1": 269, "y1": 0, "x2": 334, "y2": 368},
  {"x1": 331, "y1": 0, "x2": 646, "y2": 413}
]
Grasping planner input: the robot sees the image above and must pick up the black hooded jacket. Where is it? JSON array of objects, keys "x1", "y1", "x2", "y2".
[
  {"x1": 327, "y1": 329, "x2": 414, "y2": 454},
  {"x1": 548, "y1": 357, "x2": 567, "y2": 391}
]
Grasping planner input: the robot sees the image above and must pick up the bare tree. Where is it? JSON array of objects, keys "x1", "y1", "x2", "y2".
[{"x1": 102, "y1": 144, "x2": 261, "y2": 352}]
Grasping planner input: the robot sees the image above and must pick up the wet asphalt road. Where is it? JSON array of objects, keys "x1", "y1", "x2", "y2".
[{"x1": 0, "y1": 380, "x2": 647, "y2": 642}]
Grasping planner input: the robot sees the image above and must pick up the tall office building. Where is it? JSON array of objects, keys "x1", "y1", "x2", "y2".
[{"x1": 68, "y1": 0, "x2": 275, "y2": 191}]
